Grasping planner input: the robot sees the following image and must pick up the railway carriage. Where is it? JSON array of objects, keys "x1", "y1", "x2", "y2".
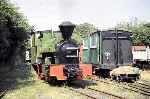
[
  {"x1": 132, "y1": 45, "x2": 150, "y2": 69},
  {"x1": 82, "y1": 30, "x2": 140, "y2": 81}
]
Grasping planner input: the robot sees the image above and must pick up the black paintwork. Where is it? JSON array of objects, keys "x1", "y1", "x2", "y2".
[{"x1": 56, "y1": 21, "x2": 80, "y2": 79}]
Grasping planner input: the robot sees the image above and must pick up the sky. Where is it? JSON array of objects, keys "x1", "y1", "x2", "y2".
[{"x1": 11, "y1": 0, "x2": 150, "y2": 31}]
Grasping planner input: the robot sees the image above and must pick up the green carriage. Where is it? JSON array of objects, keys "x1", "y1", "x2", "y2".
[{"x1": 82, "y1": 30, "x2": 140, "y2": 80}]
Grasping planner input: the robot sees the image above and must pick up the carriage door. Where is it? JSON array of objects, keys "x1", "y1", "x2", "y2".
[
  {"x1": 102, "y1": 32, "x2": 116, "y2": 69},
  {"x1": 118, "y1": 33, "x2": 132, "y2": 65},
  {"x1": 89, "y1": 34, "x2": 98, "y2": 64}
]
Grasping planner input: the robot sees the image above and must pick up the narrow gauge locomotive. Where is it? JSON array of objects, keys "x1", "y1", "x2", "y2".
[
  {"x1": 82, "y1": 30, "x2": 140, "y2": 81},
  {"x1": 32, "y1": 21, "x2": 92, "y2": 82}
]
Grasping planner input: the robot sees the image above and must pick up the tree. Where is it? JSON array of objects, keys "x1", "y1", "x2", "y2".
[
  {"x1": 132, "y1": 23, "x2": 150, "y2": 45},
  {"x1": 116, "y1": 18, "x2": 150, "y2": 45},
  {"x1": 0, "y1": 0, "x2": 31, "y2": 66},
  {"x1": 73, "y1": 23, "x2": 97, "y2": 43}
]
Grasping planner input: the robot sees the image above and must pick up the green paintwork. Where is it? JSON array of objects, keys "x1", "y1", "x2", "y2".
[
  {"x1": 99, "y1": 31, "x2": 102, "y2": 64},
  {"x1": 90, "y1": 49, "x2": 98, "y2": 64},
  {"x1": 83, "y1": 49, "x2": 89, "y2": 63},
  {"x1": 31, "y1": 31, "x2": 61, "y2": 63},
  {"x1": 83, "y1": 37, "x2": 90, "y2": 63},
  {"x1": 82, "y1": 31, "x2": 101, "y2": 64}
]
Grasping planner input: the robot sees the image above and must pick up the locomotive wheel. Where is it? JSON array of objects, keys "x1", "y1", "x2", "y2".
[
  {"x1": 137, "y1": 74, "x2": 141, "y2": 80},
  {"x1": 48, "y1": 77, "x2": 57, "y2": 85},
  {"x1": 132, "y1": 77, "x2": 137, "y2": 82},
  {"x1": 132, "y1": 76, "x2": 140, "y2": 82},
  {"x1": 111, "y1": 75, "x2": 116, "y2": 80}
]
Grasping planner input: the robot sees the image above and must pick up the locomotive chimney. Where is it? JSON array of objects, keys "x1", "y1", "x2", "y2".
[{"x1": 59, "y1": 21, "x2": 75, "y2": 40}]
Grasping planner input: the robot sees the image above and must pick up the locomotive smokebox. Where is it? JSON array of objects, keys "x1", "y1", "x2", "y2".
[{"x1": 59, "y1": 21, "x2": 75, "y2": 40}]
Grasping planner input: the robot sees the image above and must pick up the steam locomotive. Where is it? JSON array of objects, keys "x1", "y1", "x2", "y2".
[{"x1": 32, "y1": 21, "x2": 92, "y2": 82}]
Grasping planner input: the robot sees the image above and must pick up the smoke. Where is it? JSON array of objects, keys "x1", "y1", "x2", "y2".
[{"x1": 57, "y1": 0, "x2": 77, "y2": 18}]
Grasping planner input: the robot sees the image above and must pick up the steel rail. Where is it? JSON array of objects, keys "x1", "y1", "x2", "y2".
[
  {"x1": 69, "y1": 87, "x2": 124, "y2": 99},
  {"x1": 69, "y1": 88, "x2": 96, "y2": 99},
  {"x1": 98, "y1": 79, "x2": 150, "y2": 96},
  {"x1": 88, "y1": 87, "x2": 124, "y2": 99}
]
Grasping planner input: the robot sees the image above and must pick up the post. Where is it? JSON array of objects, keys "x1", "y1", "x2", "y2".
[
  {"x1": 79, "y1": 43, "x2": 83, "y2": 64},
  {"x1": 31, "y1": 30, "x2": 37, "y2": 64},
  {"x1": 115, "y1": 29, "x2": 119, "y2": 66},
  {"x1": 99, "y1": 31, "x2": 102, "y2": 64}
]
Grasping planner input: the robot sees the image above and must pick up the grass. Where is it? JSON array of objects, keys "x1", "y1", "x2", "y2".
[
  {"x1": 141, "y1": 70, "x2": 150, "y2": 81},
  {"x1": 3, "y1": 80, "x2": 88, "y2": 99},
  {"x1": 1, "y1": 64, "x2": 87, "y2": 99},
  {"x1": 1, "y1": 64, "x2": 150, "y2": 99}
]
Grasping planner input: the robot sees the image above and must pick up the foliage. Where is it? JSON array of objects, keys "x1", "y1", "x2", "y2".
[
  {"x1": 0, "y1": 0, "x2": 31, "y2": 31},
  {"x1": 116, "y1": 19, "x2": 150, "y2": 45},
  {"x1": 0, "y1": 0, "x2": 31, "y2": 65},
  {"x1": 42, "y1": 31, "x2": 61, "y2": 52},
  {"x1": 3, "y1": 79, "x2": 88, "y2": 99},
  {"x1": 73, "y1": 23, "x2": 97, "y2": 43},
  {"x1": 34, "y1": 31, "x2": 62, "y2": 58},
  {"x1": 131, "y1": 23, "x2": 150, "y2": 45},
  {"x1": 35, "y1": 23, "x2": 96, "y2": 57}
]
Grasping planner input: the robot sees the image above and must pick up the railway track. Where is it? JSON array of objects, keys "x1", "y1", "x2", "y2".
[
  {"x1": 136, "y1": 81, "x2": 150, "y2": 89},
  {"x1": 69, "y1": 87, "x2": 124, "y2": 99},
  {"x1": 139, "y1": 80, "x2": 150, "y2": 86},
  {"x1": 98, "y1": 78, "x2": 150, "y2": 97},
  {"x1": 0, "y1": 82, "x2": 12, "y2": 99},
  {"x1": 0, "y1": 89, "x2": 10, "y2": 99}
]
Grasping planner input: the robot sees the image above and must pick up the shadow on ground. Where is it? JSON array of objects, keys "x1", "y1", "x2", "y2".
[
  {"x1": 0, "y1": 64, "x2": 35, "y2": 97},
  {"x1": 47, "y1": 79, "x2": 97, "y2": 89}
]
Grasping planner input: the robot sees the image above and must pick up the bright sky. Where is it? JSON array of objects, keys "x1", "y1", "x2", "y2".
[{"x1": 11, "y1": 0, "x2": 150, "y2": 31}]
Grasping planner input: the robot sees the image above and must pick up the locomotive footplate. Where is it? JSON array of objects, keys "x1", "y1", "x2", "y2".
[
  {"x1": 32, "y1": 63, "x2": 93, "y2": 81},
  {"x1": 48, "y1": 64, "x2": 93, "y2": 81}
]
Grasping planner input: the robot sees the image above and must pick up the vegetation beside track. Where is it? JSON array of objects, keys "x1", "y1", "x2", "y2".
[
  {"x1": 141, "y1": 70, "x2": 150, "y2": 81},
  {"x1": 3, "y1": 80, "x2": 89, "y2": 99},
  {"x1": 1, "y1": 64, "x2": 88, "y2": 99},
  {"x1": 1, "y1": 64, "x2": 150, "y2": 99}
]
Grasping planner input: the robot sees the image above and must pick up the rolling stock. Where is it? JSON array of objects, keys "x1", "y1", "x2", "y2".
[{"x1": 82, "y1": 30, "x2": 140, "y2": 81}]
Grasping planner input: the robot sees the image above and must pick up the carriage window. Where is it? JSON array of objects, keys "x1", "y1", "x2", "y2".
[{"x1": 90, "y1": 35, "x2": 97, "y2": 48}]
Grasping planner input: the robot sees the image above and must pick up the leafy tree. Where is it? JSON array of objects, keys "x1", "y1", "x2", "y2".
[
  {"x1": 0, "y1": 0, "x2": 31, "y2": 66},
  {"x1": 73, "y1": 23, "x2": 97, "y2": 43},
  {"x1": 40, "y1": 31, "x2": 61, "y2": 52},
  {"x1": 116, "y1": 19, "x2": 150, "y2": 45},
  {"x1": 132, "y1": 23, "x2": 150, "y2": 45}
]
